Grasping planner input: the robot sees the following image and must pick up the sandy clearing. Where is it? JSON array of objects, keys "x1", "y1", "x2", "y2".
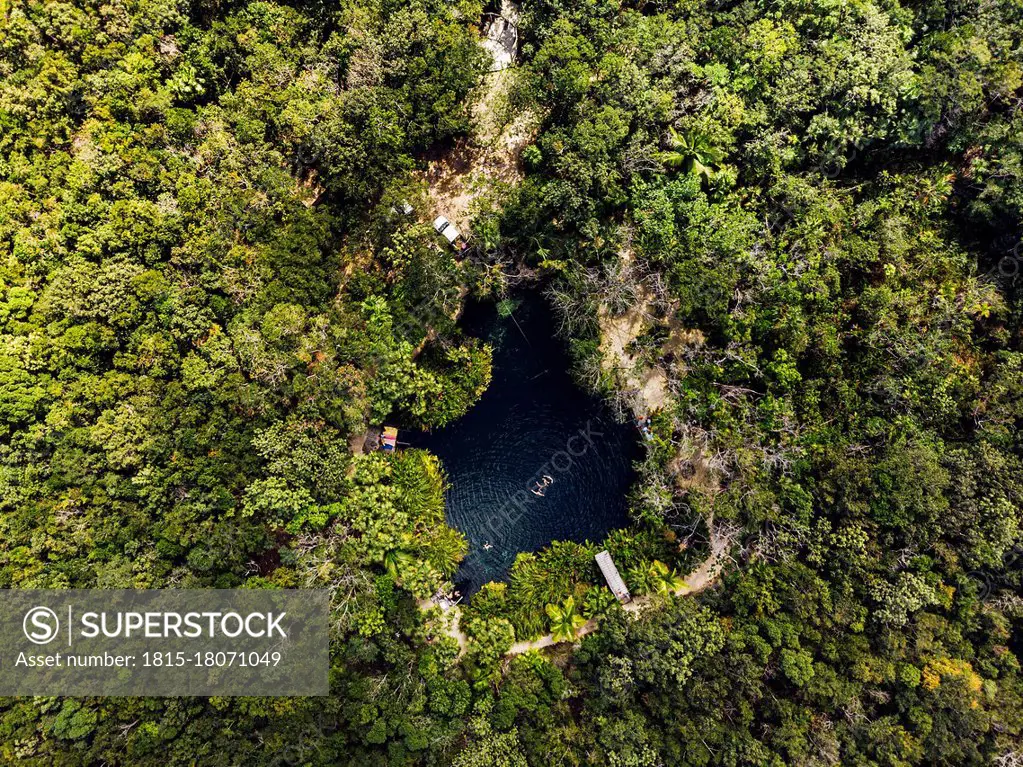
[
  {"x1": 418, "y1": 1, "x2": 538, "y2": 233},
  {"x1": 597, "y1": 282, "x2": 670, "y2": 417}
]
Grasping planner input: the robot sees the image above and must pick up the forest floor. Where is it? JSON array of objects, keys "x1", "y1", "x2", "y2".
[
  {"x1": 597, "y1": 284, "x2": 670, "y2": 418},
  {"x1": 596, "y1": 252, "x2": 722, "y2": 498},
  {"x1": 419, "y1": 596, "x2": 469, "y2": 654},
  {"x1": 595, "y1": 245, "x2": 674, "y2": 419}
]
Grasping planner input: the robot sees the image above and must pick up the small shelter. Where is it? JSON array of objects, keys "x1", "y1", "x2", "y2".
[
  {"x1": 381, "y1": 426, "x2": 399, "y2": 451},
  {"x1": 595, "y1": 550, "x2": 631, "y2": 603}
]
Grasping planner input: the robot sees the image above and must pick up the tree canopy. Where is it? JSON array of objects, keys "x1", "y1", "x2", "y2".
[{"x1": 2, "y1": 0, "x2": 1023, "y2": 763}]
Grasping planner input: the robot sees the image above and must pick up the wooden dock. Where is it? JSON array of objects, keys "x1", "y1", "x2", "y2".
[{"x1": 595, "y1": 550, "x2": 631, "y2": 603}]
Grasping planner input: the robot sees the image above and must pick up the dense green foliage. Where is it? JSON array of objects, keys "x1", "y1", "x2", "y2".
[
  {"x1": 3, "y1": 0, "x2": 1023, "y2": 763},
  {"x1": 486, "y1": 0, "x2": 1023, "y2": 762},
  {"x1": 0, "y1": 0, "x2": 492, "y2": 588},
  {"x1": 0, "y1": 0, "x2": 494, "y2": 762}
]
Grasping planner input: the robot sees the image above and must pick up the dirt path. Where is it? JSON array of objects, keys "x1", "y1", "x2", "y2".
[
  {"x1": 504, "y1": 519, "x2": 733, "y2": 655},
  {"x1": 424, "y1": 519, "x2": 734, "y2": 657},
  {"x1": 420, "y1": 596, "x2": 469, "y2": 654},
  {"x1": 419, "y1": 0, "x2": 537, "y2": 232}
]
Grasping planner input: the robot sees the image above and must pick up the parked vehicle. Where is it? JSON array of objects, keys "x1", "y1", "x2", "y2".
[
  {"x1": 432, "y1": 216, "x2": 462, "y2": 248},
  {"x1": 390, "y1": 200, "x2": 414, "y2": 217}
]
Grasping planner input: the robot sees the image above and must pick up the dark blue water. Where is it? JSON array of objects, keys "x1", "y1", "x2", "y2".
[{"x1": 415, "y1": 294, "x2": 641, "y2": 596}]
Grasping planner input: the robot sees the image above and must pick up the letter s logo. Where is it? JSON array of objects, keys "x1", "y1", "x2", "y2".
[{"x1": 23, "y1": 606, "x2": 60, "y2": 645}]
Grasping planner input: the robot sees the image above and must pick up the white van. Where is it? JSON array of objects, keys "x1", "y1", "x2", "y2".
[{"x1": 432, "y1": 216, "x2": 462, "y2": 248}]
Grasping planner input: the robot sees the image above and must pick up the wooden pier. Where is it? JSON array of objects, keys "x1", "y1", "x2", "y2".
[{"x1": 595, "y1": 550, "x2": 632, "y2": 603}]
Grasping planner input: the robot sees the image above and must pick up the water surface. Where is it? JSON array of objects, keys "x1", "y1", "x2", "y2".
[{"x1": 415, "y1": 294, "x2": 640, "y2": 595}]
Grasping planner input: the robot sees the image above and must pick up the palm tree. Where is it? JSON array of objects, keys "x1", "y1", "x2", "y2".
[
  {"x1": 383, "y1": 549, "x2": 413, "y2": 579},
  {"x1": 657, "y1": 127, "x2": 724, "y2": 182},
  {"x1": 545, "y1": 596, "x2": 587, "y2": 643},
  {"x1": 625, "y1": 564, "x2": 656, "y2": 595},
  {"x1": 649, "y1": 559, "x2": 687, "y2": 596}
]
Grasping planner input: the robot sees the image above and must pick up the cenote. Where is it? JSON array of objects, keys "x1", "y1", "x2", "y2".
[{"x1": 414, "y1": 292, "x2": 642, "y2": 596}]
